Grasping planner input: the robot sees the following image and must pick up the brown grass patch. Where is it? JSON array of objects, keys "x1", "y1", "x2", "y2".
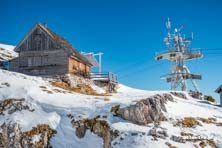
[
  {"x1": 180, "y1": 132, "x2": 193, "y2": 137},
  {"x1": 174, "y1": 117, "x2": 199, "y2": 128},
  {"x1": 197, "y1": 117, "x2": 217, "y2": 124},
  {"x1": 216, "y1": 122, "x2": 222, "y2": 126},
  {"x1": 175, "y1": 117, "x2": 222, "y2": 129},
  {"x1": 165, "y1": 142, "x2": 178, "y2": 148},
  {"x1": 198, "y1": 140, "x2": 216, "y2": 148},
  {"x1": 51, "y1": 81, "x2": 109, "y2": 96}
]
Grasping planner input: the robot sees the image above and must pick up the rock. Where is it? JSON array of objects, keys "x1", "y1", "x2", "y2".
[
  {"x1": 199, "y1": 141, "x2": 206, "y2": 148},
  {"x1": 0, "y1": 98, "x2": 34, "y2": 115},
  {"x1": 131, "y1": 132, "x2": 138, "y2": 136},
  {"x1": 75, "y1": 124, "x2": 86, "y2": 138},
  {"x1": 0, "y1": 123, "x2": 56, "y2": 148},
  {"x1": 170, "y1": 92, "x2": 188, "y2": 99},
  {"x1": 148, "y1": 127, "x2": 168, "y2": 139},
  {"x1": 165, "y1": 142, "x2": 178, "y2": 148},
  {"x1": 170, "y1": 135, "x2": 186, "y2": 143},
  {"x1": 112, "y1": 93, "x2": 173, "y2": 125},
  {"x1": 69, "y1": 115, "x2": 119, "y2": 148}
]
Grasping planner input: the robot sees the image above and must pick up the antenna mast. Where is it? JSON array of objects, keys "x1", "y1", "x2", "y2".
[{"x1": 155, "y1": 19, "x2": 203, "y2": 93}]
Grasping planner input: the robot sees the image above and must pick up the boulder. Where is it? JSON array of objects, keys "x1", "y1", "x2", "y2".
[
  {"x1": 111, "y1": 93, "x2": 173, "y2": 125},
  {"x1": 0, "y1": 98, "x2": 34, "y2": 115},
  {"x1": 69, "y1": 115, "x2": 119, "y2": 148},
  {"x1": 0, "y1": 123, "x2": 56, "y2": 148}
]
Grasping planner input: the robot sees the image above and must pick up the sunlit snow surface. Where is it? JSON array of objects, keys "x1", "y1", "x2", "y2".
[{"x1": 1, "y1": 69, "x2": 222, "y2": 148}]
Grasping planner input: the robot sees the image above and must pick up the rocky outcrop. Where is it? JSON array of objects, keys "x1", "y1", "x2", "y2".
[
  {"x1": 170, "y1": 135, "x2": 186, "y2": 143},
  {"x1": 0, "y1": 123, "x2": 57, "y2": 148},
  {"x1": 111, "y1": 93, "x2": 174, "y2": 125},
  {"x1": 170, "y1": 92, "x2": 187, "y2": 99},
  {"x1": 68, "y1": 114, "x2": 119, "y2": 148},
  {"x1": 148, "y1": 127, "x2": 168, "y2": 140},
  {"x1": 0, "y1": 98, "x2": 34, "y2": 115}
]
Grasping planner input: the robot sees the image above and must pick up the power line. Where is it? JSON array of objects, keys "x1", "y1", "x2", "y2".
[{"x1": 119, "y1": 62, "x2": 166, "y2": 80}]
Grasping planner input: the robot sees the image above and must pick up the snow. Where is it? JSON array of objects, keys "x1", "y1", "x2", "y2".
[
  {"x1": 32, "y1": 134, "x2": 41, "y2": 144},
  {"x1": 0, "y1": 43, "x2": 18, "y2": 61},
  {"x1": 0, "y1": 69, "x2": 222, "y2": 148}
]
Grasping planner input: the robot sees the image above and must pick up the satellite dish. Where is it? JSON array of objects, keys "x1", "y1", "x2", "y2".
[{"x1": 174, "y1": 28, "x2": 178, "y2": 33}]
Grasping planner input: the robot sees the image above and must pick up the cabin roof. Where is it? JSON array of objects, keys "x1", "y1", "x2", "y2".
[
  {"x1": 15, "y1": 23, "x2": 92, "y2": 66},
  {"x1": 215, "y1": 85, "x2": 222, "y2": 93}
]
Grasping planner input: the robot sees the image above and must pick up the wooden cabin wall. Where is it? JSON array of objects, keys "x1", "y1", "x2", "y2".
[
  {"x1": 15, "y1": 27, "x2": 60, "y2": 52},
  {"x1": 13, "y1": 49, "x2": 68, "y2": 75},
  {"x1": 68, "y1": 58, "x2": 78, "y2": 74},
  {"x1": 11, "y1": 26, "x2": 69, "y2": 75},
  {"x1": 11, "y1": 25, "x2": 91, "y2": 76},
  {"x1": 68, "y1": 57, "x2": 91, "y2": 75},
  {"x1": 86, "y1": 65, "x2": 90, "y2": 74}
]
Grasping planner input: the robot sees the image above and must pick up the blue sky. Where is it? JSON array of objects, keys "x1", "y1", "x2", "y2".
[{"x1": 1, "y1": 0, "x2": 222, "y2": 102}]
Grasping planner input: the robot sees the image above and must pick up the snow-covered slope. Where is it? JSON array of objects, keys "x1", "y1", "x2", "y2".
[
  {"x1": 0, "y1": 70, "x2": 222, "y2": 148},
  {"x1": 0, "y1": 43, "x2": 18, "y2": 61}
]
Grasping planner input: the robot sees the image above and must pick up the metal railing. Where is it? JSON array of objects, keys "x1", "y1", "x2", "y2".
[{"x1": 89, "y1": 72, "x2": 118, "y2": 83}]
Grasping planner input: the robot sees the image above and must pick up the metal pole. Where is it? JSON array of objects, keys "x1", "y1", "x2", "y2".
[{"x1": 98, "y1": 52, "x2": 103, "y2": 74}]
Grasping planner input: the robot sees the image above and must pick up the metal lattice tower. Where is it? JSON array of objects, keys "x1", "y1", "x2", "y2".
[{"x1": 155, "y1": 18, "x2": 203, "y2": 92}]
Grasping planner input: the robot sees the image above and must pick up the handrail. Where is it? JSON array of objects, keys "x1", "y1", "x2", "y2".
[{"x1": 89, "y1": 72, "x2": 118, "y2": 83}]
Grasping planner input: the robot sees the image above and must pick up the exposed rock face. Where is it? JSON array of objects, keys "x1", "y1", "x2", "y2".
[
  {"x1": 148, "y1": 127, "x2": 168, "y2": 140},
  {"x1": 68, "y1": 114, "x2": 119, "y2": 148},
  {"x1": 111, "y1": 93, "x2": 174, "y2": 125},
  {"x1": 170, "y1": 92, "x2": 188, "y2": 99},
  {"x1": 0, "y1": 98, "x2": 34, "y2": 115},
  {"x1": 170, "y1": 135, "x2": 186, "y2": 143},
  {"x1": 59, "y1": 74, "x2": 92, "y2": 88},
  {"x1": 0, "y1": 123, "x2": 57, "y2": 148}
]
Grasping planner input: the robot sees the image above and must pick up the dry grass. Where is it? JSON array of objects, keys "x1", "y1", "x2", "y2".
[
  {"x1": 196, "y1": 117, "x2": 222, "y2": 127},
  {"x1": 175, "y1": 116, "x2": 222, "y2": 129},
  {"x1": 197, "y1": 117, "x2": 217, "y2": 124},
  {"x1": 179, "y1": 132, "x2": 217, "y2": 148},
  {"x1": 51, "y1": 81, "x2": 109, "y2": 96},
  {"x1": 216, "y1": 122, "x2": 222, "y2": 126},
  {"x1": 180, "y1": 132, "x2": 193, "y2": 137},
  {"x1": 174, "y1": 117, "x2": 199, "y2": 128}
]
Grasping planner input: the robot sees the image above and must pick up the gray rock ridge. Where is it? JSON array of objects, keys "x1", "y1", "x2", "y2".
[
  {"x1": 111, "y1": 93, "x2": 174, "y2": 125},
  {"x1": 0, "y1": 123, "x2": 56, "y2": 148},
  {"x1": 0, "y1": 98, "x2": 34, "y2": 115},
  {"x1": 68, "y1": 114, "x2": 119, "y2": 148}
]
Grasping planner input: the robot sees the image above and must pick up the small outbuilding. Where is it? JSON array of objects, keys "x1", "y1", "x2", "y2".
[{"x1": 215, "y1": 85, "x2": 222, "y2": 107}]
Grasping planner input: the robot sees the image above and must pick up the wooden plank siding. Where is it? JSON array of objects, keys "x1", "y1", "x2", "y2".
[
  {"x1": 10, "y1": 23, "x2": 92, "y2": 76},
  {"x1": 68, "y1": 57, "x2": 91, "y2": 76}
]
